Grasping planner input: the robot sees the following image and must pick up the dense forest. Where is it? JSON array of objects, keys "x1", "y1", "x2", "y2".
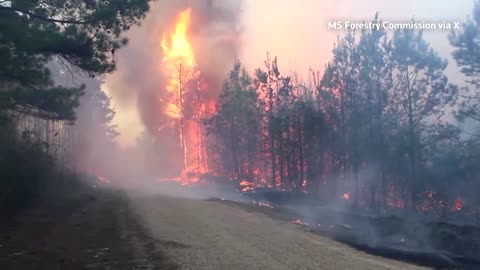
[
  {"x1": 1, "y1": 0, "x2": 480, "y2": 220},
  {"x1": 205, "y1": 11, "x2": 480, "y2": 215},
  {"x1": 0, "y1": 0, "x2": 151, "y2": 212}
]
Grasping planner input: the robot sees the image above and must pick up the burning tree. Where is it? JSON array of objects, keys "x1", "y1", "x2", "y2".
[
  {"x1": 161, "y1": 8, "x2": 198, "y2": 170},
  {"x1": 154, "y1": 7, "x2": 479, "y2": 219},
  {"x1": 160, "y1": 8, "x2": 211, "y2": 177}
]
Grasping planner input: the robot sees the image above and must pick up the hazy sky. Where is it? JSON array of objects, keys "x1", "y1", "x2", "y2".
[
  {"x1": 241, "y1": 0, "x2": 473, "y2": 81},
  {"x1": 106, "y1": 0, "x2": 474, "y2": 147}
]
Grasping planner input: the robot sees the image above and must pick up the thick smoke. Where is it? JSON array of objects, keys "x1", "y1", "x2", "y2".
[
  {"x1": 103, "y1": 0, "x2": 242, "y2": 147},
  {"x1": 105, "y1": 0, "x2": 471, "y2": 148}
]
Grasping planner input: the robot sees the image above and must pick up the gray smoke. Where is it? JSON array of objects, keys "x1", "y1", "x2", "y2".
[{"x1": 104, "y1": 0, "x2": 243, "y2": 145}]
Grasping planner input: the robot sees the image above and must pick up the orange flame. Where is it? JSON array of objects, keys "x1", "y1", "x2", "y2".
[
  {"x1": 158, "y1": 8, "x2": 214, "y2": 182},
  {"x1": 161, "y1": 8, "x2": 196, "y2": 72},
  {"x1": 166, "y1": 103, "x2": 181, "y2": 119},
  {"x1": 161, "y1": 8, "x2": 196, "y2": 120},
  {"x1": 240, "y1": 180, "x2": 255, "y2": 192},
  {"x1": 343, "y1": 193, "x2": 350, "y2": 200},
  {"x1": 453, "y1": 197, "x2": 464, "y2": 211},
  {"x1": 302, "y1": 179, "x2": 307, "y2": 188},
  {"x1": 161, "y1": 8, "x2": 198, "y2": 171}
]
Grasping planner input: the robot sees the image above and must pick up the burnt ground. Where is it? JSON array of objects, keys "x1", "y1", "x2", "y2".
[{"x1": 0, "y1": 187, "x2": 178, "y2": 270}]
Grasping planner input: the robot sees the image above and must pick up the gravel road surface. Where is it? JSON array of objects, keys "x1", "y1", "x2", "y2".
[{"x1": 130, "y1": 194, "x2": 429, "y2": 270}]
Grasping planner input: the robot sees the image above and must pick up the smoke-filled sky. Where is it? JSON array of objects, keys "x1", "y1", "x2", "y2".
[
  {"x1": 104, "y1": 0, "x2": 473, "y2": 147},
  {"x1": 241, "y1": 0, "x2": 472, "y2": 76}
]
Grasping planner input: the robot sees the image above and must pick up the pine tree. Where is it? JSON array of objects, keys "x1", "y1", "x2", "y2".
[
  {"x1": 206, "y1": 61, "x2": 261, "y2": 181},
  {"x1": 390, "y1": 28, "x2": 457, "y2": 208},
  {"x1": 450, "y1": 1, "x2": 480, "y2": 131},
  {"x1": 0, "y1": 0, "x2": 151, "y2": 121}
]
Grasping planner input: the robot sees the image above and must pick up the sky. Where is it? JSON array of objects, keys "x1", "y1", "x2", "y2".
[
  {"x1": 105, "y1": 0, "x2": 474, "y2": 147},
  {"x1": 241, "y1": 0, "x2": 473, "y2": 81}
]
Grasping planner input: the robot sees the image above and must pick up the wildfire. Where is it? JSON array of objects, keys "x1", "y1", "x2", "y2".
[
  {"x1": 166, "y1": 103, "x2": 181, "y2": 119},
  {"x1": 342, "y1": 193, "x2": 350, "y2": 201},
  {"x1": 289, "y1": 219, "x2": 310, "y2": 226},
  {"x1": 453, "y1": 197, "x2": 464, "y2": 211},
  {"x1": 161, "y1": 8, "x2": 196, "y2": 85},
  {"x1": 238, "y1": 176, "x2": 276, "y2": 192},
  {"x1": 302, "y1": 179, "x2": 307, "y2": 188},
  {"x1": 161, "y1": 8, "x2": 196, "y2": 168},
  {"x1": 160, "y1": 8, "x2": 210, "y2": 179},
  {"x1": 240, "y1": 180, "x2": 255, "y2": 192},
  {"x1": 162, "y1": 8, "x2": 195, "y2": 67}
]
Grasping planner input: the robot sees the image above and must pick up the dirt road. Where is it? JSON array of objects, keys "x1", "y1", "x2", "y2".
[
  {"x1": 0, "y1": 189, "x2": 175, "y2": 270},
  {"x1": 0, "y1": 187, "x2": 431, "y2": 270},
  {"x1": 130, "y1": 193, "x2": 429, "y2": 270}
]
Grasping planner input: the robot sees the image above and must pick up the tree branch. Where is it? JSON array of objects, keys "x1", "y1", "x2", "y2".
[{"x1": 0, "y1": 6, "x2": 91, "y2": 24}]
